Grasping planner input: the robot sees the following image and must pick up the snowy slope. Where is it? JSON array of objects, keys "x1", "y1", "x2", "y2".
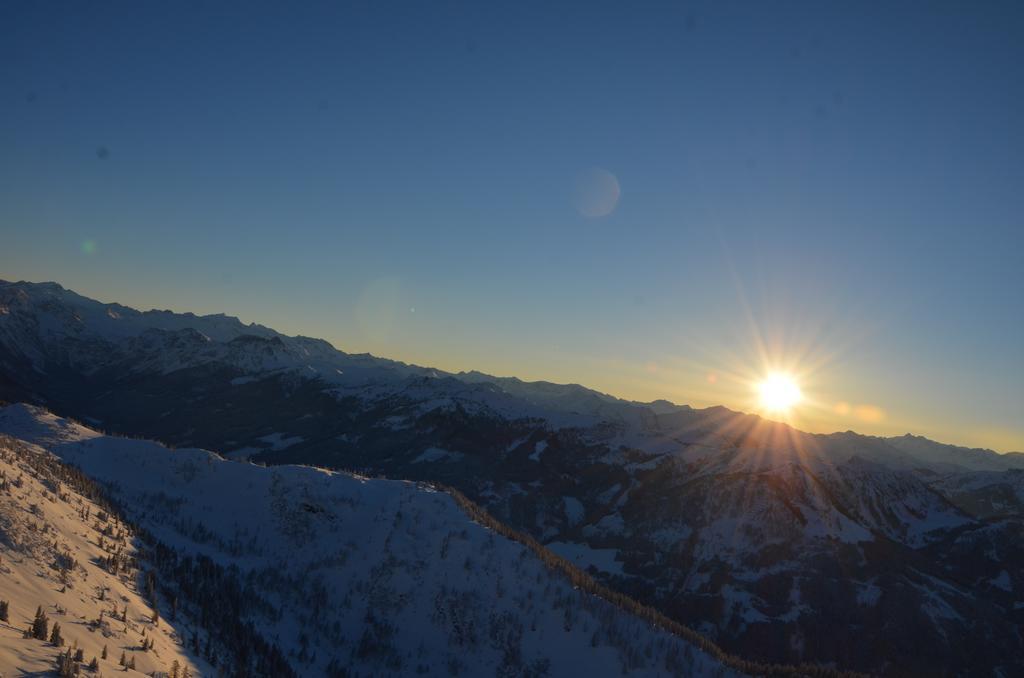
[
  {"x1": 931, "y1": 468, "x2": 1024, "y2": 518},
  {"x1": 0, "y1": 430, "x2": 204, "y2": 677},
  {"x1": 0, "y1": 404, "x2": 745, "y2": 677}
]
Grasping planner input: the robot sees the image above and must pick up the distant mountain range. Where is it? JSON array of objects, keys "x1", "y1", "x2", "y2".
[{"x1": 1, "y1": 278, "x2": 1022, "y2": 676}]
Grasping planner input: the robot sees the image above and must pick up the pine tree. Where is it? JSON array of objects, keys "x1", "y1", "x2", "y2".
[
  {"x1": 32, "y1": 605, "x2": 49, "y2": 640},
  {"x1": 170, "y1": 659, "x2": 181, "y2": 678},
  {"x1": 0, "y1": 599, "x2": 8, "y2": 622},
  {"x1": 50, "y1": 621, "x2": 64, "y2": 646},
  {"x1": 101, "y1": 644, "x2": 108, "y2": 659},
  {"x1": 56, "y1": 648, "x2": 75, "y2": 678},
  {"x1": 88, "y1": 656, "x2": 100, "y2": 671},
  {"x1": 119, "y1": 650, "x2": 126, "y2": 666}
]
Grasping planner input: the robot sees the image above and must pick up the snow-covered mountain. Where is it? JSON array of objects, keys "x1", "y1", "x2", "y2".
[
  {"x1": 883, "y1": 433, "x2": 1024, "y2": 473},
  {"x1": 0, "y1": 420, "x2": 204, "y2": 677},
  {"x1": 2, "y1": 279, "x2": 1022, "y2": 676},
  {"x1": 0, "y1": 280, "x2": 663, "y2": 426},
  {"x1": 0, "y1": 404, "x2": 758, "y2": 677}
]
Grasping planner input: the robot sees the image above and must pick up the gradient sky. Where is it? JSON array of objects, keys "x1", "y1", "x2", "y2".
[{"x1": 2, "y1": 1, "x2": 1023, "y2": 451}]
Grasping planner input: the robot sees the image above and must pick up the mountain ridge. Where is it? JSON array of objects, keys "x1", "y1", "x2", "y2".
[
  {"x1": 2, "y1": 278, "x2": 1023, "y2": 675},
  {"x1": 2, "y1": 278, "x2": 1016, "y2": 460}
]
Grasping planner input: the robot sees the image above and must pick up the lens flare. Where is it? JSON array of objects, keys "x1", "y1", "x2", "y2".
[{"x1": 573, "y1": 167, "x2": 620, "y2": 217}]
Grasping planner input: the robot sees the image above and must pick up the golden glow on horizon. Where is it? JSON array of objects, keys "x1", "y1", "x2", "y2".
[{"x1": 757, "y1": 373, "x2": 803, "y2": 414}]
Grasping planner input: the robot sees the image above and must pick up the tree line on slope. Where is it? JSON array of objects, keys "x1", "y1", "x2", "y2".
[
  {"x1": 440, "y1": 483, "x2": 868, "y2": 678},
  {"x1": 0, "y1": 434, "x2": 292, "y2": 678}
]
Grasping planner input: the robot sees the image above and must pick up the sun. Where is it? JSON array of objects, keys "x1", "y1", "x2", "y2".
[{"x1": 758, "y1": 373, "x2": 802, "y2": 413}]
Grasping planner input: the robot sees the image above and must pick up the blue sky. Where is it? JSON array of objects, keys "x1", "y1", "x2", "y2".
[{"x1": 2, "y1": 1, "x2": 1022, "y2": 450}]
